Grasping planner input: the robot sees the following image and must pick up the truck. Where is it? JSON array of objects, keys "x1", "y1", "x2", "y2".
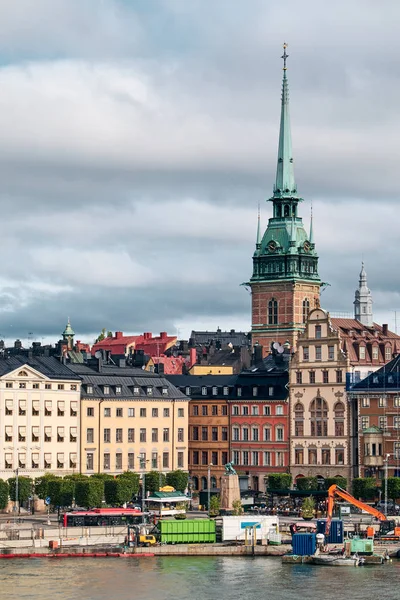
[{"x1": 221, "y1": 515, "x2": 279, "y2": 543}]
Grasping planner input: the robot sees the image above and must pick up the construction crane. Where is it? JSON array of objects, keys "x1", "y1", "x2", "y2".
[{"x1": 326, "y1": 484, "x2": 387, "y2": 536}]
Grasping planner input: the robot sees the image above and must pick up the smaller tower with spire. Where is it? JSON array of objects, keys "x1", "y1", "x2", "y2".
[
  {"x1": 62, "y1": 318, "x2": 75, "y2": 351},
  {"x1": 354, "y1": 263, "x2": 373, "y2": 327}
]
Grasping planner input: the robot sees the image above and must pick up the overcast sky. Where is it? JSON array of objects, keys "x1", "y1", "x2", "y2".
[{"x1": 0, "y1": 0, "x2": 399, "y2": 346}]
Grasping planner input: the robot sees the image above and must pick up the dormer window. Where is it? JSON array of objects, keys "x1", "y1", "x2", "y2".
[
  {"x1": 162, "y1": 387, "x2": 168, "y2": 396},
  {"x1": 116, "y1": 385, "x2": 122, "y2": 394},
  {"x1": 87, "y1": 385, "x2": 93, "y2": 394},
  {"x1": 185, "y1": 386, "x2": 191, "y2": 396},
  {"x1": 212, "y1": 386, "x2": 218, "y2": 395},
  {"x1": 253, "y1": 387, "x2": 258, "y2": 397},
  {"x1": 103, "y1": 385, "x2": 109, "y2": 395},
  {"x1": 359, "y1": 346, "x2": 366, "y2": 360},
  {"x1": 133, "y1": 386, "x2": 140, "y2": 395},
  {"x1": 147, "y1": 386, "x2": 153, "y2": 396},
  {"x1": 201, "y1": 386, "x2": 207, "y2": 395},
  {"x1": 372, "y1": 346, "x2": 379, "y2": 360}
]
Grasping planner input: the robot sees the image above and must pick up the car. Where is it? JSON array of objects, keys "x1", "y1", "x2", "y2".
[{"x1": 376, "y1": 501, "x2": 400, "y2": 513}]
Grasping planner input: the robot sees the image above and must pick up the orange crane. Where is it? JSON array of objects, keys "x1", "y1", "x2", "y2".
[{"x1": 325, "y1": 484, "x2": 386, "y2": 536}]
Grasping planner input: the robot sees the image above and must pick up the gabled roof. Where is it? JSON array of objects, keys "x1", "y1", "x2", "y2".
[
  {"x1": 350, "y1": 355, "x2": 400, "y2": 392},
  {"x1": 0, "y1": 356, "x2": 80, "y2": 380}
]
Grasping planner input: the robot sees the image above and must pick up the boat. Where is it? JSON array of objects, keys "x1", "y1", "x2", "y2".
[{"x1": 311, "y1": 554, "x2": 363, "y2": 567}]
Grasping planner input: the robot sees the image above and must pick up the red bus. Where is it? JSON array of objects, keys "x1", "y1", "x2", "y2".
[{"x1": 62, "y1": 507, "x2": 143, "y2": 527}]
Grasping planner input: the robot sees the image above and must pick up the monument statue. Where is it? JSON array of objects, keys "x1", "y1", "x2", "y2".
[
  {"x1": 224, "y1": 462, "x2": 237, "y2": 476},
  {"x1": 220, "y1": 462, "x2": 240, "y2": 511}
]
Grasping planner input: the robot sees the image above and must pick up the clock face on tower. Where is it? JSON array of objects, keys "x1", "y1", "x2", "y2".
[
  {"x1": 268, "y1": 240, "x2": 277, "y2": 253},
  {"x1": 303, "y1": 241, "x2": 311, "y2": 253}
]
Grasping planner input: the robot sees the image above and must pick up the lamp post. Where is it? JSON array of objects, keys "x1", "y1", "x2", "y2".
[
  {"x1": 207, "y1": 463, "x2": 213, "y2": 517},
  {"x1": 384, "y1": 453, "x2": 391, "y2": 518},
  {"x1": 139, "y1": 455, "x2": 149, "y2": 522},
  {"x1": 14, "y1": 468, "x2": 19, "y2": 524}
]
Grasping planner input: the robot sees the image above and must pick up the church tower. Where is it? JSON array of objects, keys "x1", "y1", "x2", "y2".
[
  {"x1": 354, "y1": 263, "x2": 373, "y2": 327},
  {"x1": 62, "y1": 318, "x2": 75, "y2": 351},
  {"x1": 249, "y1": 45, "x2": 321, "y2": 352}
]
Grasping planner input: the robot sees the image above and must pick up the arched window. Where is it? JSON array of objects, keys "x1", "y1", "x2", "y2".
[
  {"x1": 294, "y1": 403, "x2": 304, "y2": 436},
  {"x1": 276, "y1": 204, "x2": 282, "y2": 217},
  {"x1": 292, "y1": 205, "x2": 296, "y2": 217},
  {"x1": 201, "y1": 476, "x2": 207, "y2": 490},
  {"x1": 192, "y1": 476, "x2": 199, "y2": 491},
  {"x1": 302, "y1": 298, "x2": 310, "y2": 323},
  {"x1": 268, "y1": 299, "x2": 278, "y2": 325},
  {"x1": 284, "y1": 204, "x2": 290, "y2": 217},
  {"x1": 211, "y1": 476, "x2": 217, "y2": 489},
  {"x1": 334, "y1": 401, "x2": 345, "y2": 436},
  {"x1": 310, "y1": 397, "x2": 328, "y2": 437}
]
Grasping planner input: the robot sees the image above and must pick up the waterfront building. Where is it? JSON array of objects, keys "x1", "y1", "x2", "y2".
[
  {"x1": 0, "y1": 355, "x2": 81, "y2": 479},
  {"x1": 167, "y1": 375, "x2": 234, "y2": 491},
  {"x1": 348, "y1": 355, "x2": 400, "y2": 481},
  {"x1": 289, "y1": 308, "x2": 351, "y2": 484},
  {"x1": 229, "y1": 349, "x2": 290, "y2": 492},
  {"x1": 69, "y1": 360, "x2": 189, "y2": 476},
  {"x1": 247, "y1": 44, "x2": 320, "y2": 353}
]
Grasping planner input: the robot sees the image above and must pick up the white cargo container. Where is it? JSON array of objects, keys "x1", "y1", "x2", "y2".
[{"x1": 222, "y1": 515, "x2": 279, "y2": 542}]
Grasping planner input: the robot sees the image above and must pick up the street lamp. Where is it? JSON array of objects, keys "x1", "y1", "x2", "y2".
[
  {"x1": 384, "y1": 453, "x2": 391, "y2": 518},
  {"x1": 207, "y1": 463, "x2": 213, "y2": 517},
  {"x1": 139, "y1": 455, "x2": 149, "y2": 522},
  {"x1": 14, "y1": 468, "x2": 19, "y2": 524}
]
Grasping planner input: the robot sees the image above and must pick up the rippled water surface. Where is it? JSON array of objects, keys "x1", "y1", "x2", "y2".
[{"x1": 0, "y1": 557, "x2": 399, "y2": 600}]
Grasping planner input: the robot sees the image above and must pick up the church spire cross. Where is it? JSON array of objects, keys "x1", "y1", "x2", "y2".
[{"x1": 281, "y1": 42, "x2": 289, "y2": 70}]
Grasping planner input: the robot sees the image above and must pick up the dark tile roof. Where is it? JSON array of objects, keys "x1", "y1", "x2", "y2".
[
  {"x1": 350, "y1": 355, "x2": 400, "y2": 392},
  {"x1": 0, "y1": 355, "x2": 81, "y2": 380},
  {"x1": 189, "y1": 330, "x2": 250, "y2": 347}
]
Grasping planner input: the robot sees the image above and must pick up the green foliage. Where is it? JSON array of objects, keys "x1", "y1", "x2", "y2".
[
  {"x1": 175, "y1": 513, "x2": 187, "y2": 520},
  {"x1": 266, "y1": 473, "x2": 292, "y2": 491},
  {"x1": 91, "y1": 473, "x2": 114, "y2": 481},
  {"x1": 352, "y1": 477, "x2": 377, "y2": 500},
  {"x1": 301, "y1": 496, "x2": 315, "y2": 519},
  {"x1": 60, "y1": 479, "x2": 75, "y2": 507},
  {"x1": 232, "y1": 499, "x2": 244, "y2": 515},
  {"x1": 324, "y1": 477, "x2": 347, "y2": 491},
  {"x1": 75, "y1": 478, "x2": 104, "y2": 508},
  {"x1": 296, "y1": 477, "x2": 317, "y2": 491},
  {"x1": 46, "y1": 478, "x2": 75, "y2": 508},
  {"x1": 0, "y1": 479, "x2": 9, "y2": 510},
  {"x1": 34, "y1": 474, "x2": 58, "y2": 500},
  {"x1": 8, "y1": 477, "x2": 33, "y2": 503},
  {"x1": 95, "y1": 328, "x2": 113, "y2": 343},
  {"x1": 209, "y1": 495, "x2": 221, "y2": 516},
  {"x1": 104, "y1": 478, "x2": 136, "y2": 505},
  {"x1": 64, "y1": 473, "x2": 88, "y2": 481},
  {"x1": 383, "y1": 478, "x2": 400, "y2": 502},
  {"x1": 118, "y1": 472, "x2": 140, "y2": 496},
  {"x1": 166, "y1": 470, "x2": 189, "y2": 493},
  {"x1": 145, "y1": 471, "x2": 166, "y2": 494}
]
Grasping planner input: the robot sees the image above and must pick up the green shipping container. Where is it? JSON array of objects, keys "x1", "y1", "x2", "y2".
[
  {"x1": 350, "y1": 538, "x2": 374, "y2": 555},
  {"x1": 160, "y1": 519, "x2": 216, "y2": 544}
]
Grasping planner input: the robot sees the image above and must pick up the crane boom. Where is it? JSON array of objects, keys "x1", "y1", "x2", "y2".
[{"x1": 325, "y1": 484, "x2": 386, "y2": 535}]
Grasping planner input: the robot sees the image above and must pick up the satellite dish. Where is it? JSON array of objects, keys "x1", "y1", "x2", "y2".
[
  {"x1": 273, "y1": 342, "x2": 280, "y2": 350},
  {"x1": 277, "y1": 346, "x2": 284, "y2": 354},
  {"x1": 94, "y1": 350, "x2": 102, "y2": 359}
]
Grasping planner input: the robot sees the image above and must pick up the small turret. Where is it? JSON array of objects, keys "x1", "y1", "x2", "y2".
[{"x1": 354, "y1": 263, "x2": 373, "y2": 327}]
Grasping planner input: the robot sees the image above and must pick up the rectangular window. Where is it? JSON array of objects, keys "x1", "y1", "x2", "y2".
[
  {"x1": 242, "y1": 427, "x2": 249, "y2": 441},
  {"x1": 252, "y1": 428, "x2": 259, "y2": 442},
  {"x1": 177, "y1": 452, "x2": 184, "y2": 469},
  {"x1": 233, "y1": 451, "x2": 240, "y2": 465},
  {"x1": 276, "y1": 452, "x2": 284, "y2": 467},
  {"x1": 127, "y1": 407, "x2": 134, "y2": 418},
  {"x1": 71, "y1": 384, "x2": 77, "y2": 391},
  {"x1": 296, "y1": 371, "x2": 302, "y2": 384},
  {"x1": 104, "y1": 454, "x2": 110, "y2": 470},
  {"x1": 386, "y1": 347, "x2": 392, "y2": 361},
  {"x1": 223, "y1": 386, "x2": 229, "y2": 396},
  {"x1": 328, "y1": 345, "x2": 335, "y2": 360},
  {"x1": 361, "y1": 416, "x2": 369, "y2": 430},
  {"x1": 126, "y1": 428, "x2": 134, "y2": 442},
  {"x1": 212, "y1": 451, "x2": 218, "y2": 465},
  {"x1": 116, "y1": 428, "x2": 123, "y2": 443},
  {"x1": 70, "y1": 427, "x2": 77, "y2": 442},
  {"x1": 394, "y1": 443, "x2": 400, "y2": 460},
  {"x1": 192, "y1": 426, "x2": 199, "y2": 441},
  {"x1": 394, "y1": 416, "x2": 400, "y2": 430},
  {"x1": 5, "y1": 453, "x2": 13, "y2": 469},
  {"x1": 336, "y1": 370, "x2": 343, "y2": 383},
  {"x1": 116, "y1": 453, "x2": 122, "y2": 470},
  {"x1": 233, "y1": 427, "x2": 240, "y2": 441},
  {"x1": 202, "y1": 405, "x2": 208, "y2": 416},
  {"x1": 192, "y1": 451, "x2": 199, "y2": 465},
  {"x1": 44, "y1": 426, "x2": 52, "y2": 442},
  {"x1": 140, "y1": 428, "x2": 146, "y2": 443},
  {"x1": 57, "y1": 401, "x2": 65, "y2": 416},
  {"x1": 309, "y1": 371, "x2": 316, "y2": 384},
  {"x1": 33, "y1": 383, "x2": 39, "y2": 389},
  {"x1": 178, "y1": 408, "x2": 184, "y2": 417},
  {"x1": 212, "y1": 427, "x2": 218, "y2": 441},
  {"x1": 104, "y1": 428, "x2": 111, "y2": 443},
  {"x1": 237, "y1": 387, "x2": 242, "y2": 397},
  {"x1": 5, "y1": 382, "x2": 12, "y2": 389},
  {"x1": 151, "y1": 428, "x2": 158, "y2": 442},
  {"x1": 361, "y1": 397, "x2": 370, "y2": 408},
  {"x1": 379, "y1": 416, "x2": 387, "y2": 430},
  {"x1": 252, "y1": 451, "x2": 259, "y2": 466},
  {"x1": 315, "y1": 346, "x2": 322, "y2": 361},
  {"x1": 133, "y1": 386, "x2": 140, "y2": 395},
  {"x1": 303, "y1": 346, "x2": 309, "y2": 361},
  {"x1": 58, "y1": 384, "x2": 64, "y2": 390},
  {"x1": 116, "y1": 408, "x2": 123, "y2": 417},
  {"x1": 202, "y1": 427, "x2": 208, "y2": 441},
  {"x1": 45, "y1": 383, "x2": 51, "y2": 390},
  {"x1": 86, "y1": 385, "x2": 93, "y2": 394},
  {"x1": 128, "y1": 453, "x2": 135, "y2": 470},
  {"x1": 86, "y1": 453, "x2": 94, "y2": 471},
  {"x1": 19, "y1": 400, "x2": 26, "y2": 416},
  {"x1": 32, "y1": 426, "x2": 39, "y2": 442},
  {"x1": 394, "y1": 397, "x2": 400, "y2": 408},
  {"x1": 379, "y1": 397, "x2": 387, "y2": 408},
  {"x1": 322, "y1": 449, "x2": 331, "y2": 465},
  {"x1": 19, "y1": 382, "x2": 26, "y2": 389},
  {"x1": 151, "y1": 452, "x2": 158, "y2": 469},
  {"x1": 104, "y1": 407, "x2": 111, "y2": 417},
  {"x1": 276, "y1": 427, "x2": 284, "y2": 441},
  {"x1": 264, "y1": 428, "x2": 271, "y2": 441},
  {"x1": 269, "y1": 386, "x2": 274, "y2": 396},
  {"x1": 222, "y1": 451, "x2": 228, "y2": 465},
  {"x1": 193, "y1": 405, "x2": 199, "y2": 416},
  {"x1": 152, "y1": 408, "x2": 158, "y2": 418},
  {"x1": 86, "y1": 428, "x2": 94, "y2": 443},
  {"x1": 233, "y1": 405, "x2": 239, "y2": 415},
  {"x1": 252, "y1": 405, "x2": 259, "y2": 416},
  {"x1": 212, "y1": 386, "x2": 218, "y2": 396},
  {"x1": 295, "y1": 421, "x2": 304, "y2": 436},
  {"x1": 242, "y1": 405, "x2": 249, "y2": 416},
  {"x1": 295, "y1": 449, "x2": 304, "y2": 465},
  {"x1": 264, "y1": 451, "x2": 271, "y2": 466},
  {"x1": 202, "y1": 451, "x2": 208, "y2": 465},
  {"x1": 116, "y1": 385, "x2": 122, "y2": 394},
  {"x1": 315, "y1": 325, "x2": 321, "y2": 339},
  {"x1": 264, "y1": 405, "x2": 271, "y2": 416},
  {"x1": 242, "y1": 451, "x2": 249, "y2": 466},
  {"x1": 44, "y1": 453, "x2": 52, "y2": 469},
  {"x1": 372, "y1": 346, "x2": 379, "y2": 360},
  {"x1": 87, "y1": 407, "x2": 94, "y2": 417},
  {"x1": 162, "y1": 387, "x2": 168, "y2": 396},
  {"x1": 163, "y1": 428, "x2": 170, "y2": 442},
  {"x1": 178, "y1": 428, "x2": 184, "y2": 442},
  {"x1": 222, "y1": 427, "x2": 228, "y2": 441},
  {"x1": 276, "y1": 405, "x2": 283, "y2": 415},
  {"x1": 201, "y1": 387, "x2": 207, "y2": 395},
  {"x1": 185, "y1": 386, "x2": 191, "y2": 396},
  {"x1": 323, "y1": 371, "x2": 329, "y2": 384},
  {"x1": 359, "y1": 346, "x2": 366, "y2": 360},
  {"x1": 163, "y1": 452, "x2": 169, "y2": 469},
  {"x1": 309, "y1": 449, "x2": 317, "y2": 464},
  {"x1": 212, "y1": 405, "x2": 218, "y2": 416},
  {"x1": 18, "y1": 426, "x2": 26, "y2": 442},
  {"x1": 5, "y1": 399, "x2": 13, "y2": 416},
  {"x1": 103, "y1": 385, "x2": 109, "y2": 395},
  {"x1": 335, "y1": 421, "x2": 344, "y2": 436},
  {"x1": 140, "y1": 408, "x2": 147, "y2": 417},
  {"x1": 32, "y1": 453, "x2": 39, "y2": 468}
]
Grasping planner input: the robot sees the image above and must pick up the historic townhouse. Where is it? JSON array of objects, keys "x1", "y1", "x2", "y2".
[
  {"x1": 0, "y1": 355, "x2": 81, "y2": 479},
  {"x1": 69, "y1": 360, "x2": 189, "y2": 476},
  {"x1": 349, "y1": 355, "x2": 400, "y2": 481},
  {"x1": 289, "y1": 308, "x2": 351, "y2": 484},
  {"x1": 167, "y1": 375, "x2": 234, "y2": 492},
  {"x1": 229, "y1": 350, "x2": 290, "y2": 492}
]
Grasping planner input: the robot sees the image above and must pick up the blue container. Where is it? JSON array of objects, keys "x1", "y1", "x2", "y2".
[
  {"x1": 292, "y1": 533, "x2": 317, "y2": 556},
  {"x1": 316, "y1": 519, "x2": 343, "y2": 544}
]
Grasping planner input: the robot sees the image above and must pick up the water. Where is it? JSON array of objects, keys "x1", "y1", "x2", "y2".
[{"x1": 0, "y1": 557, "x2": 398, "y2": 600}]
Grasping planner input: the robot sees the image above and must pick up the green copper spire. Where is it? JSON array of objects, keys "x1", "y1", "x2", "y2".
[
  {"x1": 63, "y1": 317, "x2": 75, "y2": 337},
  {"x1": 273, "y1": 43, "x2": 298, "y2": 199},
  {"x1": 256, "y1": 204, "x2": 261, "y2": 250}
]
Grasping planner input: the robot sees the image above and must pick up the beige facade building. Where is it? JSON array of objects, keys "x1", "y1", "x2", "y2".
[
  {"x1": 289, "y1": 308, "x2": 351, "y2": 484},
  {"x1": 71, "y1": 362, "x2": 189, "y2": 476},
  {"x1": 0, "y1": 356, "x2": 81, "y2": 480}
]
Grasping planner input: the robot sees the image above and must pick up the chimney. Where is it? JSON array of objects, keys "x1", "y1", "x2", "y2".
[
  {"x1": 160, "y1": 332, "x2": 167, "y2": 339},
  {"x1": 190, "y1": 348, "x2": 197, "y2": 367},
  {"x1": 383, "y1": 324, "x2": 388, "y2": 336},
  {"x1": 155, "y1": 362, "x2": 164, "y2": 374},
  {"x1": 252, "y1": 345, "x2": 263, "y2": 365},
  {"x1": 115, "y1": 331, "x2": 123, "y2": 339},
  {"x1": 118, "y1": 358, "x2": 126, "y2": 368}
]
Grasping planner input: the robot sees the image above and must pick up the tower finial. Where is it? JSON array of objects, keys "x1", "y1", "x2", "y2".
[
  {"x1": 309, "y1": 202, "x2": 314, "y2": 244},
  {"x1": 281, "y1": 42, "x2": 289, "y2": 71},
  {"x1": 256, "y1": 203, "x2": 261, "y2": 249}
]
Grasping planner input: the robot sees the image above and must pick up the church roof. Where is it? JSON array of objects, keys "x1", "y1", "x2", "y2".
[{"x1": 63, "y1": 318, "x2": 75, "y2": 337}]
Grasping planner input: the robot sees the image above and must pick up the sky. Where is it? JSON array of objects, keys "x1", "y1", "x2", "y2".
[{"x1": 0, "y1": 0, "x2": 399, "y2": 346}]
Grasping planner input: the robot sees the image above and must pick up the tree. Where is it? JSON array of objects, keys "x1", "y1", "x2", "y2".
[
  {"x1": 166, "y1": 470, "x2": 189, "y2": 492},
  {"x1": 75, "y1": 479, "x2": 104, "y2": 508},
  {"x1": 118, "y1": 472, "x2": 140, "y2": 496},
  {"x1": 324, "y1": 477, "x2": 347, "y2": 491},
  {"x1": 232, "y1": 499, "x2": 244, "y2": 515},
  {"x1": 47, "y1": 479, "x2": 63, "y2": 507},
  {"x1": 35, "y1": 474, "x2": 58, "y2": 500},
  {"x1": 296, "y1": 477, "x2": 317, "y2": 491},
  {"x1": 95, "y1": 328, "x2": 113, "y2": 343},
  {"x1": 352, "y1": 477, "x2": 377, "y2": 500},
  {"x1": 0, "y1": 480, "x2": 9, "y2": 510},
  {"x1": 266, "y1": 473, "x2": 292, "y2": 491},
  {"x1": 104, "y1": 478, "x2": 137, "y2": 506},
  {"x1": 383, "y1": 478, "x2": 400, "y2": 503},
  {"x1": 301, "y1": 496, "x2": 315, "y2": 519},
  {"x1": 209, "y1": 495, "x2": 221, "y2": 516},
  {"x1": 8, "y1": 476, "x2": 33, "y2": 504},
  {"x1": 145, "y1": 471, "x2": 166, "y2": 494},
  {"x1": 60, "y1": 479, "x2": 75, "y2": 507},
  {"x1": 91, "y1": 473, "x2": 114, "y2": 482}
]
